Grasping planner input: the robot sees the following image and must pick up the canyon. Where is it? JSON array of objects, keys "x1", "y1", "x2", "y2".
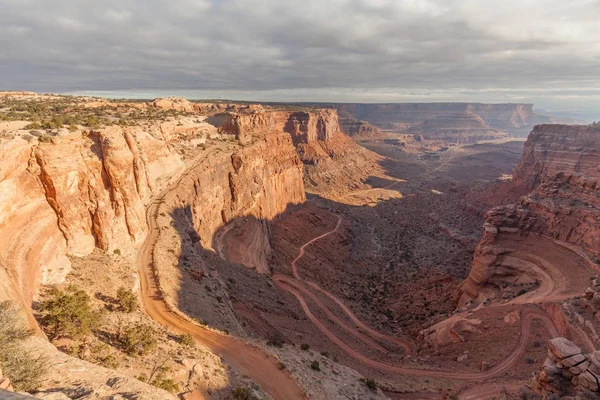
[
  {"x1": 302, "y1": 102, "x2": 563, "y2": 142},
  {"x1": 0, "y1": 92, "x2": 599, "y2": 400}
]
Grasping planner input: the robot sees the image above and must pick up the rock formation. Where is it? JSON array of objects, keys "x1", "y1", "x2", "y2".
[
  {"x1": 215, "y1": 108, "x2": 380, "y2": 195},
  {"x1": 306, "y1": 102, "x2": 556, "y2": 140},
  {"x1": 406, "y1": 111, "x2": 509, "y2": 143},
  {"x1": 151, "y1": 97, "x2": 195, "y2": 112},
  {"x1": 535, "y1": 337, "x2": 600, "y2": 397},
  {"x1": 457, "y1": 124, "x2": 600, "y2": 304},
  {"x1": 0, "y1": 116, "x2": 213, "y2": 319},
  {"x1": 0, "y1": 368, "x2": 13, "y2": 392}
]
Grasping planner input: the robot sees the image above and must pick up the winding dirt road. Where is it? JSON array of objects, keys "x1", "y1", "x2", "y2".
[
  {"x1": 273, "y1": 213, "x2": 563, "y2": 381},
  {"x1": 137, "y1": 155, "x2": 306, "y2": 400},
  {"x1": 285, "y1": 215, "x2": 416, "y2": 353}
]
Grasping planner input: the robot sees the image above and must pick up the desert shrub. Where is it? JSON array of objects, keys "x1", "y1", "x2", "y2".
[
  {"x1": 25, "y1": 122, "x2": 42, "y2": 130},
  {"x1": 300, "y1": 343, "x2": 310, "y2": 351},
  {"x1": 38, "y1": 135, "x2": 53, "y2": 143},
  {"x1": 231, "y1": 386, "x2": 259, "y2": 400},
  {"x1": 99, "y1": 353, "x2": 120, "y2": 369},
  {"x1": 310, "y1": 360, "x2": 320, "y2": 371},
  {"x1": 0, "y1": 301, "x2": 48, "y2": 392},
  {"x1": 39, "y1": 285, "x2": 102, "y2": 339},
  {"x1": 178, "y1": 333, "x2": 195, "y2": 347},
  {"x1": 113, "y1": 248, "x2": 121, "y2": 256},
  {"x1": 277, "y1": 361, "x2": 286, "y2": 370},
  {"x1": 151, "y1": 366, "x2": 180, "y2": 393},
  {"x1": 360, "y1": 378, "x2": 377, "y2": 390},
  {"x1": 120, "y1": 324, "x2": 157, "y2": 356},
  {"x1": 116, "y1": 287, "x2": 138, "y2": 313},
  {"x1": 525, "y1": 356, "x2": 535, "y2": 364},
  {"x1": 267, "y1": 332, "x2": 284, "y2": 348}
]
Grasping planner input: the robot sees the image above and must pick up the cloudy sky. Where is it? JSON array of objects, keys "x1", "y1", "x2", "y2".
[{"x1": 1, "y1": 0, "x2": 599, "y2": 115}]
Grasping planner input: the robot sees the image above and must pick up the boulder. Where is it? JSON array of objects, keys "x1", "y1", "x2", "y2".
[{"x1": 549, "y1": 338, "x2": 582, "y2": 360}]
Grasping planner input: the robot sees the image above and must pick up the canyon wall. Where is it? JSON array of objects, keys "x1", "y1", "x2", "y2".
[
  {"x1": 159, "y1": 128, "x2": 305, "y2": 274},
  {"x1": 217, "y1": 108, "x2": 380, "y2": 195},
  {"x1": 0, "y1": 117, "x2": 215, "y2": 314},
  {"x1": 457, "y1": 124, "x2": 600, "y2": 304},
  {"x1": 0, "y1": 99, "x2": 376, "y2": 320},
  {"x1": 305, "y1": 102, "x2": 555, "y2": 140}
]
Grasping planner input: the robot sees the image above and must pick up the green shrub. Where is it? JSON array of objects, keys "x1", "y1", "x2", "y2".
[
  {"x1": 25, "y1": 122, "x2": 42, "y2": 130},
  {"x1": 178, "y1": 333, "x2": 195, "y2": 347},
  {"x1": 39, "y1": 285, "x2": 102, "y2": 339},
  {"x1": 99, "y1": 353, "x2": 120, "y2": 369},
  {"x1": 38, "y1": 135, "x2": 53, "y2": 143},
  {"x1": 151, "y1": 366, "x2": 180, "y2": 393},
  {"x1": 300, "y1": 343, "x2": 310, "y2": 351},
  {"x1": 120, "y1": 324, "x2": 157, "y2": 356},
  {"x1": 116, "y1": 287, "x2": 138, "y2": 313},
  {"x1": 0, "y1": 301, "x2": 48, "y2": 392}
]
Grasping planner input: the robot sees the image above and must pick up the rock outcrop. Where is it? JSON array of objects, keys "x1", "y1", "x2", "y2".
[
  {"x1": 221, "y1": 109, "x2": 340, "y2": 144},
  {"x1": 151, "y1": 97, "x2": 195, "y2": 112},
  {"x1": 535, "y1": 337, "x2": 600, "y2": 397},
  {"x1": 216, "y1": 108, "x2": 380, "y2": 195},
  {"x1": 457, "y1": 124, "x2": 600, "y2": 304},
  {"x1": 0, "y1": 368, "x2": 13, "y2": 392}
]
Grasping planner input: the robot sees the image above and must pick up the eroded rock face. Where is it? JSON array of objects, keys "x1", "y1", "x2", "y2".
[
  {"x1": 534, "y1": 337, "x2": 600, "y2": 397},
  {"x1": 0, "y1": 118, "x2": 207, "y2": 317},
  {"x1": 221, "y1": 109, "x2": 340, "y2": 144},
  {"x1": 457, "y1": 124, "x2": 600, "y2": 304},
  {"x1": 217, "y1": 108, "x2": 380, "y2": 195}
]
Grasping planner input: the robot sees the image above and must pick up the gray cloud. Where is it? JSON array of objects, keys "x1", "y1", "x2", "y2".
[{"x1": 1, "y1": 0, "x2": 599, "y2": 113}]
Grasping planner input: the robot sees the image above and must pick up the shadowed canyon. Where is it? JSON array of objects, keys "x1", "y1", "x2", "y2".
[{"x1": 1, "y1": 92, "x2": 600, "y2": 400}]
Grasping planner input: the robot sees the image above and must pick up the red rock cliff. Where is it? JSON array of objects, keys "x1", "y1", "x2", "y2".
[{"x1": 457, "y1": 124, "x2": 600, "y2": 304}]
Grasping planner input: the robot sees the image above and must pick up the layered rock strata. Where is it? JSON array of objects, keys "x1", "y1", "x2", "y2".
[
  {"x1": 457, "y1": 124, "x2": 600, "y2": 304},
  {"x1": 535, "y1": 337, "x2": 600, "y2": 396}
]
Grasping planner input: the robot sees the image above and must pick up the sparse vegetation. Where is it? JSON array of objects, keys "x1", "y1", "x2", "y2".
[
  {"x1": 120, "y1": 323, "x2": 157, "y2": 356},
  {"x1": 0, "y1": 301, "x2": 48, "y2": 392},
  {"x1": 300, "y1": 343, "x2": 310, "y2": 351},
  {"x1": 150, "y1": 366, "x2": 180, "y2": 394},
  {"x1": 116, "y1": 287, "x2": 138, "y2": 313},
  {"x1": 231, "y1": 386, "x2": 259, "y2": 400},
  {"x1": 39, "y1": 285, "x2": 102, "y2": 339},
  {"x1": 310, "y1": 360, "x2": 320, "y2": 371},
  {"x1": 360, "y1": 377, "x2": 377, "y2": 391},
  {"x1": 178, "y1": 333, "x2": 195, "y2": 347},
  {"x1": 267, "y1": 332, "x2": 285, "y2": 348}
]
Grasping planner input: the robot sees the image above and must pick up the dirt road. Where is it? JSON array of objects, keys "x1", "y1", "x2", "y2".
[
  {"x1": 137, "y1": 155, "x2": 306, "y2": 400},
  {"x1": 275, "y1": 214, "x2": 561, "y2": 381}
]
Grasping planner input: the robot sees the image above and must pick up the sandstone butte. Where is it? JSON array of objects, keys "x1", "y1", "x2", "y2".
[{"x1": 456, "y1": 124, "x2": 600, "y2": 305}]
